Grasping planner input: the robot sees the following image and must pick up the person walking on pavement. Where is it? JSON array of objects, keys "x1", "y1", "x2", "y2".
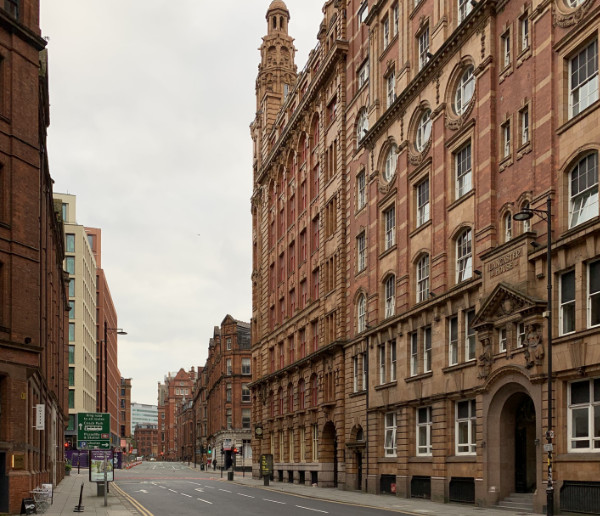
[{"x1": 212, "y1": 458, "x2": 217, "y2": 470}]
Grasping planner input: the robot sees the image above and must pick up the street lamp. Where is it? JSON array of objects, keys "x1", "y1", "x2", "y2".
[
  {"x1": 513, "y1": 195, "x2": 554, "y2": 516},
  {"x1": 103, "y1": 323, "x2": 127, "y2": 412}
]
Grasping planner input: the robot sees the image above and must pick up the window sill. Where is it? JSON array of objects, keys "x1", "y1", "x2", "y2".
[
  {"x1": 379, "y1": 244, "x2": 397, "y2": 260},
  {"x1": 447, "y1": 455, "x2": 476, "y2": 462},
  {"x1": 557, "y1": 99, "x2": 600, "y2": 136},
  {"x1": 405, "y1": 371, "x2": 433, "y2": 383},
  {"x1": 498, "y1": 154, "x2": 513, "y2": 172},
  {"x1": 375, "y1": 380, "x2": 398, "y2": 391},
  {"x1": 442, "y1": 360, "x2": 476, "y2": 374},
  {"x1": 410, "y1": 219, "x2": 431, "y2": 238},
  {"x1": 516, "y1": 142, "x2": 532, "y2": 160},
  {"x1": 349, "y1": 389, "x2": 367, "y2": 398},
  {"x1": 447, "y1": 188, "x2": 475, "y2": 212}
]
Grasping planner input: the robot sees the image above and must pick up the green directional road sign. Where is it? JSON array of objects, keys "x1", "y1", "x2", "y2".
[{"x1": 77, "y1": 413, "x2": 110, "y2": 450}]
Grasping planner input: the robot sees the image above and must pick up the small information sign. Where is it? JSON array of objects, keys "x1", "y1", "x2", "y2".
[{"x1": 89, "y1": 450, "x2": 114, "y2": 483}]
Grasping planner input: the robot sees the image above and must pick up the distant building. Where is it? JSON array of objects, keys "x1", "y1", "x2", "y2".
[
  {"x1": 131, "y1": 403, "x2": 158, "y2": 434},
  {"x1": 134, "y1": 424, "x2": 159, "y2": 458},
  {"x1": 119, "y1": 378, "x2": 133, "y2": 450}
]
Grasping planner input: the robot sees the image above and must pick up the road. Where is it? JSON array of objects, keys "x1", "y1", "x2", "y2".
[{"x1": 114, "y1": 462, "x2": 413, "y2": 516}]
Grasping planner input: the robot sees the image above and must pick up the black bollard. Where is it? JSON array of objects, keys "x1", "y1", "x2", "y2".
[{"x1": 73, "y1": 482, "x2": 85, "y2": 512}]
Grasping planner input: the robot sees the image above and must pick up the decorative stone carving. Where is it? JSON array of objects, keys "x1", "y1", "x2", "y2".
[
  {"x1": 523, "y1": 323, "x2": 544, "y2": 368},
  {"x1": 478, "y1": 337, "x2": 493, "y2": 378},
  {"x1": 553, "y1": 0, "x2": 594, "y2": 28}
]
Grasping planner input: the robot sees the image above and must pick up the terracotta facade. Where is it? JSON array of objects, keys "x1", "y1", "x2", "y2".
[{"x1": 251, "y1": 1, "x2": 600, "y2": 513}]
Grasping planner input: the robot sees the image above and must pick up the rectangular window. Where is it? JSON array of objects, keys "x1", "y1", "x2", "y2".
[
  {"x1": 358, "y1": 61, "x2": 369, "y2": 89},
  {"x1": 66, "y1": 234, "x2": 75, "y2": 253},
  {"x1": 417, "y1": 406, "x2": 433, "y2": 455},
  {"x1": 226, "y1": 383, "x2": 232, "y2": 402},
  {"x1": 455, "y1": 142, "x2": 472, "y2": 198},
  {"x1": 68, "y1": 344, "x2": 75, "y2": 363},
  {"x1": 242, "y1": 357, "x2": 251, "y2": 375},
  {"x1": 68, "y1": 367, "x2": 75, "y2": 387},
  {"x1": 456, "y1": 399, "x2": 476, "y2": 454},
  {"x1": 393, "y1": 4, "x2": 399, "y2": 37},
  {"x1": 68, "y1": 278, "x2": 75, "y2": 297},
  {"x1": 312, "y1": 424, "x2": 319, "y2": 461},
  {"x1": 289, "y1": 428, "x2": 294, "y2": 462},
  {"x1": 386, "y1": 71, "x2": 395, "y2": 108},
  {"x1": 449, "y1": 316, "x2": 458, "y2": 366},
  {"x1": 502, "y1": 120, "x2": 511, "y2": 158},
  {"x1": 418, "y1": 26, "x2": 430, "y2": 70},
  {"x1": 353, "y1": 356, "x2": 359, "y2": 393},
  {"x1": 384, "y1": 206, "x2": 396, "y2": 250},
  {"x1": 362, "y1": 352, "x2": 368, "y2": 390},
  {"x1": 588, "y1": 260, "x2": 600, "y2": 327},
  {"x1": 569, "y1": 39, "x2": 598, "y2": 118},
  {"x1": 390, "y1": 340, "x2": 397, "y2": 382},
  {"x1": 517, "y1": 322, "x2": 526, "y2": 348},
  {"x1": 358, "y1": 1, "x2": 368, "y2": 25},
  {"x1": 458, "y1": 0, "x2": 472, "y2": 24},
  {"x1": 69, "y1": 322, "x2": 75, "y2": 342},
  {"x1": 357, "y1": 171, "x2": 366, "y2": 210},
  {"x1": 520, "y1": 106, "x2": 529, "y2": 145},
  {"x1": 417, "y1": 255, "x2": 429, "y2": 303},
  {"x1": 466, "y1": 309, "x2": 476, "y2": 361},
  {"x1": 410, "y1": 332, "x2": 418, "y2": 377},
  {"x1": 568, "y1": 378, "x2": 600, "y2": 451},
  {"x1": 560, "y1": 270, "x2": 576, "y2": 335},
  {"x1": 384, "y1": 412, "x2": 397, "y2": 456},
  {"x1": 379, "y1": 344, "x2": 386, "y2": 384},
  {"x1": 226, "y1": 359, "x2": 232, "y2": 375},
  {"x1": 424, "y1": 326, "x2": 432, "y2": 373},
  {"x1": 502, "y1": 30, "x2": 511, "y2": 68},
  {"x1": 357, "y1": 232, "x2": 366, "y2": 272},
  {"x1": 417, "y1": 179, "x2": 430, "y2": 227},
  {"x1": 65, "y1": 256, "x2": 75, "y2": 275},
  {"x1": 300, "y1": 230, "x2": 307, "y2": 262},
  {"x1": 383, "y1": 17, "x2": 390, "y2": 48},
  {"x1": 68, "y1": 389, "x2": 74, "y2": 409},
  {"x1": 242, "y1": 384, "x2": 251, "y2": 403},
  {"x1": 519, "y1": 14, "x2": 529, "y2": 52},
  {"x1": 226, "y1": 337, "x2": 232, "y2": 350},
  {"x1": 69, "y1": 301, "x2": 75, "y2": 319},
  {"x1": 242, "y1": 408, "x2": 251, "y2": 429},
  {"x1": 499, "y1": 327, "x2": 507, "y2": 352},
  {"x1": 300, "y1": 427, "x2": 306, "y2": 462}
]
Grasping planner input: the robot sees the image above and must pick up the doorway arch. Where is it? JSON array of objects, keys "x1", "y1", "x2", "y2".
[{"x1": 321, "y1": 421, "x2": 338, "y2": 488}]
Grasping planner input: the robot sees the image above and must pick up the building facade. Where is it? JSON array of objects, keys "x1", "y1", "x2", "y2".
[
  {"x1": 55, "y1": 194, "x2": 98, "y2": 446},
  {"x1": 134, "y1": 424, "x2": 158, "y2": 459},
  {"x1": 196, "y1": 315, "x2": 253, "y2": 470},
  {"x1": 0, "y1": 2, "x2": 69, "y2": 513},
  {"x1": 131, "y1": 402, "x2": 158, "y2": 435},
  {"x1": 157, "y1": 368, "x2": 196, "y2": 460},
  {"x1": 251, "y1": 1, "x2": 600, "y2": 513},
  {"x1": 119, "y1": 378, "x2": 133, "y2": 452},
  {"x1": 86, "y1": 227, "x2": 122, "y2": 447}
]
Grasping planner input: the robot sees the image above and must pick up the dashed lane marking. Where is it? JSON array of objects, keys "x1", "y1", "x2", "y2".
[
  {"x1": 264, "y1": 498, "x2": 286, "y2": 504},
  {"x1": 197, "y1": 498, "x2": 213, "y2": 504},
  {"x1": 237, "y1": 493, "x2": 254, "y2": 498},
  {"x1": 296, "y1": 506, "x2": 328, "y2": 513}
]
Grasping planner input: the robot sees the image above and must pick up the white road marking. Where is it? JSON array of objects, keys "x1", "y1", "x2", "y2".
[
  {"x1": 188, "y1": 482, "x2": 203, "y2": 486},
  {"x1": 218, "y1": 488, "x2": 232, "y2": 493},
  {"x1": 204, "y1": 485, "x2": 215, "y2": 489},
  {"x1": 296, "y1": 506, "x2": 328, "y2": 513},
  {"x1": 194, "y1": 488, "x2": 204, "y2": 493},
  {"x1": 159, "y1": 486, "x2": 166, "y2": 489},
  {"x1": 237, "y1": 493, "x2": 254, "y2": 498},
  {"x1": 134, "y1": 489, "x2": 148, "y2": 493},
  {"x1": 168, "y1": 489, "x2": 178, "y2": 493},
  {"x1": 197, "y1": 498, "x2": 213, "y2": 504},
  {"x1": 181, "y1": 493, "x2": 192, "y2": 498},
  {"x1": 264, "y1": 498, "x2": 286, "y2": 504}
]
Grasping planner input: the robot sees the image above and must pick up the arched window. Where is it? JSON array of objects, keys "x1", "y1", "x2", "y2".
[
  {"x1": 356, "y1": 108, "x2": 369, "y2": 144},
  {"x1": 298, "y1": 379, "x2": 305, "y2": 410},
  {"x1": 569, "y1": 152, "x2": 598, "y2": 228},
  {"x1": 520, "y1": 201, "x2": 531, "y2": 233},
  {"x1": 454, "y1": 65, "x2": 475, "y2": 115},
  {"x1": 357, "y1": 294, "x2": 366, "y2": 333},
  {"x1": 504, "y1": 212, "x2": 512, "y2": 242},
  {"x1": 384, "y1": 275, "x2": 396, "y2": 318},
  {"x1": 416, "y1": 109, "x2": 432, "y2": 152},
  {"x1": 456, "y1": 229, "x2": 473, "y2": 282},
  {"x1": 417, "y1": 254, "x2": 430, "y2": 302},
  {"x1": 383, "y1": 146, "x2": 397, "y2": 182}
]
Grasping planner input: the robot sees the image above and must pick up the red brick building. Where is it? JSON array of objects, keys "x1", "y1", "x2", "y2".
[
  {"x1": 0, "y1": 2, "x2": 69, "y2": 513},
  {"x1": 251, "y1": 1, "x2": 600, "y2": 513},
  {"x1": 119, "y1": 378, "x2": 132, "y2": 452},
  {"x1": 134, "y1": 424, "x2": 158, "y2": 459},
  {"x1": 195, "y1": 315, "x2": 252, "y2": 470},
  {"x1": 157, "y1": 368, "x2": 196, "y2": 460}
]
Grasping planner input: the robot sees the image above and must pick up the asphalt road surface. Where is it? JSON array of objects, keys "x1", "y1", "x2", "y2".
[{"x1": 114, "y1": 462, "x2": 413, "y2": 516}]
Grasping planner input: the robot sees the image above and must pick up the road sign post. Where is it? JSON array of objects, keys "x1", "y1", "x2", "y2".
[{"x1": 77, "y1": 413, "x2": 110, "y2": 450}]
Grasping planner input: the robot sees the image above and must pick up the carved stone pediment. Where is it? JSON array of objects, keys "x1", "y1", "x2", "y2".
[{"x1": 472, "y1": 282, "x2": 545, "y2": 330}]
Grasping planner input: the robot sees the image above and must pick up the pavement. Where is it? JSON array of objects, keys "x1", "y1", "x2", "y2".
[{"x1": 39, "y1": 465, "x2": 536, "y2": 516}]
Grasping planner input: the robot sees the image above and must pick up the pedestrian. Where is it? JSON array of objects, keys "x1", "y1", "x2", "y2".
[{"x1": 212, "y1": 458, "x2": 216, "y2": 470}]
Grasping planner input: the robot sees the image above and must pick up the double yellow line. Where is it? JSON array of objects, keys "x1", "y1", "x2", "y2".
[{"x1": 112, "y1": 483, "x2": 153, "y2": 516}]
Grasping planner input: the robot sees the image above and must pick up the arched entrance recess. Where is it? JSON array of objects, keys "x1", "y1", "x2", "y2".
[
  {"x1": 346, "y1": 425, "x2": 365, "y2": 490},
  {"x1": 486, "y1": 379, "x2": 538, "y2": 501},
  {"x1": 321, "y1": 421, "x2": 338, "y2": 488}
]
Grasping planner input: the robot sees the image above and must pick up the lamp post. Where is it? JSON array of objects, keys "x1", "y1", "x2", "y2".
[{"x1": 514, "y1": 195, "x2": 553, "y2": 516}]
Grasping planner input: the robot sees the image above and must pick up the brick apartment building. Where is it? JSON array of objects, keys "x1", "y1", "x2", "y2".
[
  {"x1": 0, "y1": 2, "x2": 69, "y2": 513},
  {"x1": 193, "y1": 315, "x2": 252, "y2": 470},
  {"x1": 119, "y1": 378, "x2": 132, "y2": 451},
  {"x1": 250, "y1": 1, "x2": 600, "y2": 513}
]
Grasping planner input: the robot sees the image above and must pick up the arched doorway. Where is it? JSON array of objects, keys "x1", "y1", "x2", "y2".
[
  {"x1": 321, "y1": 421, "x2": 338, "y2": 488},
  {"x1": 347, "y1": 425, "x2": 365, "y2": 491},
  {"x1": 488, "y1": 386, "x2": 538, "y2": 501}
]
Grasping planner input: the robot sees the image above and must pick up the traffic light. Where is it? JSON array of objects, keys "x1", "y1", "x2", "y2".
[
  {"x1": 207, "y1": 446, "x2": 212, "y2": 456},
  {"x1": 233, "y1": 447, "x2": 238, "y2": 455}
]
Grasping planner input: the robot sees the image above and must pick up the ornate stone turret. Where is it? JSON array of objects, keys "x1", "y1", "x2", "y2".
[{"x1": 253, "y1": 0, "x2": 298, "y2": 160}]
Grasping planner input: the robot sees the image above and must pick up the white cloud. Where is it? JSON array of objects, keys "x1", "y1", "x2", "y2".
[{"x1": 41, "y1": 0, "x2": 324, "y2": 404}]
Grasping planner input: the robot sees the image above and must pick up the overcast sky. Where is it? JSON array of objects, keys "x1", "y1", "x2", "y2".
[{"x1": 40, "y1": 1, "x2": 325, "y2": 406}]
